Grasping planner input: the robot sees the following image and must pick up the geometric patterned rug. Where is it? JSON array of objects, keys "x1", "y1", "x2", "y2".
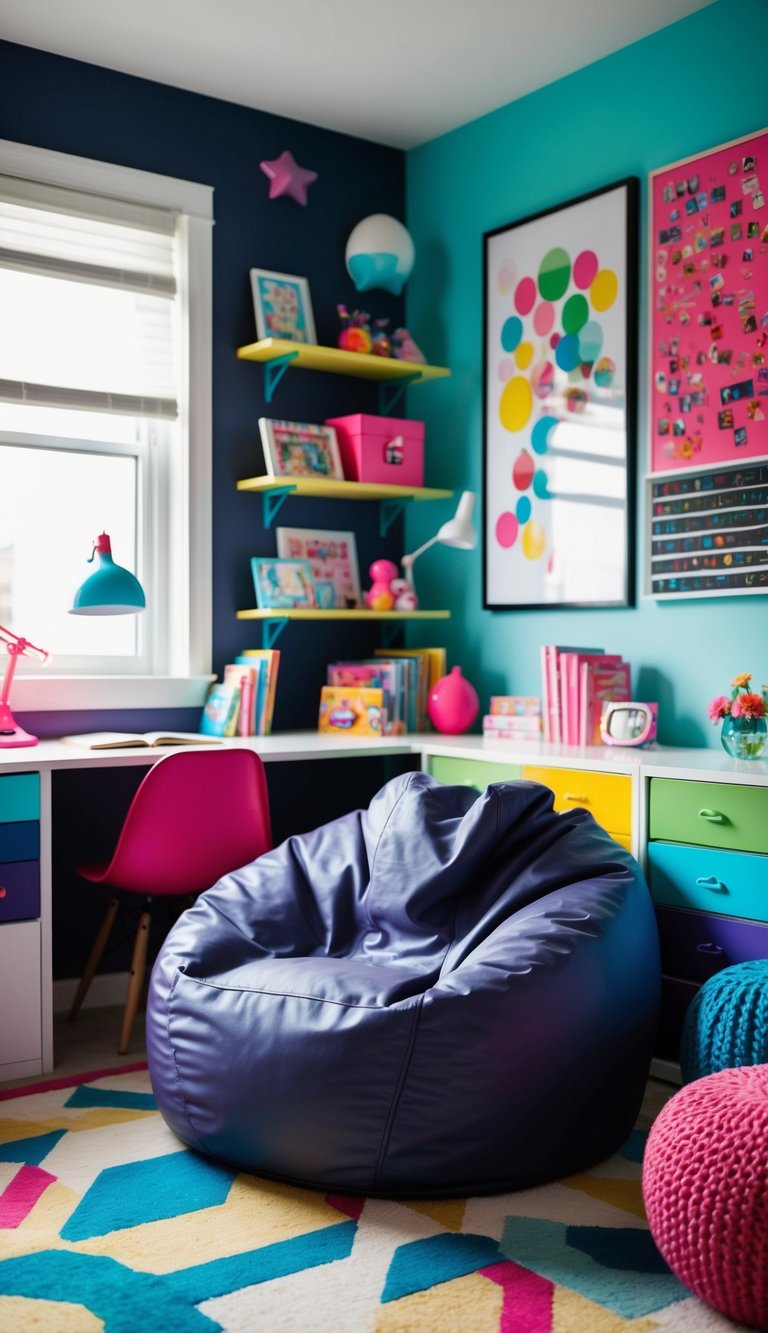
[{"x1": 0, "y1": 1068, "x2": 744, "y2": 1331}]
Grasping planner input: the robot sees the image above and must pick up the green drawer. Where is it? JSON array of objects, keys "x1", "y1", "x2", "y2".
[
  {"x1": 649, "y1": 778, "x2": 768, "y2": 854},
  {"x1": 427, "y1": 755, "x2": 522, "y2": 792},
  {"x1": 0, "y1": 773, "x2": 40, "y2": 824}
]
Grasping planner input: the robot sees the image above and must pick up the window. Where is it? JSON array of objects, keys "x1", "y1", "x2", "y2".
[{"x1": 0, "y1": 140, "x2": 213, "y2": 712}]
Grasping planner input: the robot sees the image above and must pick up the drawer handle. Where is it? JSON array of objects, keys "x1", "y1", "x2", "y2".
[
  {"x1": 563, "y1": 793, "x2": 589, "y2": 804},
  {"x1": 696, "y1": 943, "x2": 724, "y2": 955},
  {"x1": 698, "y1": 808, "x2": 726, "y2": 823},
  {"x1": 0, "y1": 886, "x2": 5, "y2": 899},
  {"x1": 695, "y1": 875, "x2": 728, "y2": 892}
]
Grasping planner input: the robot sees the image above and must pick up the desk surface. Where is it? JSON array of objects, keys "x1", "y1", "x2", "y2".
[{"x1": 0, "y1": 731, "x2": 765, "y2": 785}]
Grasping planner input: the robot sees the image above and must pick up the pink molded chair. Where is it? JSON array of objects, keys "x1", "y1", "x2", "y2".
[{"x1": 69, "y1": 747, "x2": 273, "y2": 1054}]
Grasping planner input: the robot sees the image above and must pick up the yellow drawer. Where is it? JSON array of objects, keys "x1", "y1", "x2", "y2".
[
  {"x1": 427, "y1": 755, "x2": 522, "y2": 793},
  {"x1": 522, "y1": 765, "x2": 631, "y2": 836}
]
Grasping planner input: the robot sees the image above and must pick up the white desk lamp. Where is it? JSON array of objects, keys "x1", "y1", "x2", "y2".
[{"x1": 401, "y1": 491, "x2": 477, "y2": 604}]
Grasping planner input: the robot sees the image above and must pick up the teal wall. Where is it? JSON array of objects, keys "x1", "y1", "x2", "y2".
[{"x1": 404, "y1": 0, "x2": 768, "y2": 748}]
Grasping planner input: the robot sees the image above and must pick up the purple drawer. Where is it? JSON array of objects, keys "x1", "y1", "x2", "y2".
[
  {"x1": 656, "y1": 906, "x2": 768, "y2": 982},
  {"x1": 0, "y1": 861, "x2": 40, "y2": 922}
]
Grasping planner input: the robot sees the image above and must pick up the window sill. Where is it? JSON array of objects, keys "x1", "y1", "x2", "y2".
[{"x1": 12, "y1": 674, "x2": 215, "y2": 713}]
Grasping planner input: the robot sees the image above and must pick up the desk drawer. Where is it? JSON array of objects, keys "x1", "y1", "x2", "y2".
[
  {"x1": 0, "y1": 773, "x2": 39, "y2": 823},
  {"x1": 0, "y1": 861, "x2": 40, "y2": 922},
  {"x1": 427, "y1": 755, "x2": 522, "y2": 791},
  {"x1": 0, "y1": 821, "x2": 39, "y2": 863},
  {"x1": 648, "y1": 841, "x2": 768, "y2": 922},
  {"x1": 656, "y1": 905, "x2": 768, "y2": 982},
  {"x1": 522, "y1": 765, "x2": 631, "y2": 835},
  {"x1": 649, "y1": 778, "x2": 768, "y2": 853}
]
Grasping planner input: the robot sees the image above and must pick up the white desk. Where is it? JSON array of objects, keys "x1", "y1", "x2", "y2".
[{"x1": 1, "y1": 733, "x2": 766, "y2": 1080}]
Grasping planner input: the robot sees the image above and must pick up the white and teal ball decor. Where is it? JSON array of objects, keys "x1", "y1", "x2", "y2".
[{"x1": 345, "y1": 213, "x2": 415, "y2": 295}]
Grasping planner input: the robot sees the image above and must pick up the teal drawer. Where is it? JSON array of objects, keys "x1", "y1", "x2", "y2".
[
  {"x1": 649, "y1": 778, "x2": 768, "y2": 854},
  {"x1": 426, "y1": 755, "x2": 522, "y2": 792},
  {"x1": 0, "y1": 773, "x2": 39, "y2": 824},
  {"x1": 648, "y1": 841, "x2": 768, "y2": 923}
]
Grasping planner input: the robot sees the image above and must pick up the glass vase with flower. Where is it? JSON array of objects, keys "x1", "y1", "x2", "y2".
[{"x1": 708, "y1": 673, "x2": 768, "y2": 760}]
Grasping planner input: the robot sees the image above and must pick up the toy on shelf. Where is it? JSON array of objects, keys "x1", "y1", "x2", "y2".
[
  {"x1": 392, "y1": 328, "x2": 426, "y2": 364},
  {"x1": 371, "y1": 318, "x2": 392, "y2": 357},
  {"x1": 337, "y1": 304, "x2": 372, "y2": 353},
  {"x1": 364, "y1": 558, "x2": 398, "y2": 610},
  {"x1": 345, "y1": 213, "x2": 415, "y2": 295}
]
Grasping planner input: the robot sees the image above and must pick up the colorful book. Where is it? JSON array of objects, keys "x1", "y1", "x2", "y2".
[
  {"x1": 560, "y1": 652, "x2": 622, "y2": 746},
  {"x1": 318, "y1": 686, "x2": 385, "y2": 735},
  {"x1": 200, "y1": 680, "x2": 240, "y2": 737},
  {"x1": 579, "y1": 661, "x2": 632, "y2": 746},
  {"x1": 543, "y1": 645, "x2": 604, "y2": 744},
  {"x1": 374, "y1": 648, "x2": 431, "y2": 732},
  {"x1": 224, "y1": 661, "x2": 264, "y2": 736},
  {"x1": 489, "y1": 696, "x2": 541, "y2": 717},
  {"x1": 237, "y1": 649, "x2": 281, "y2": 734}
]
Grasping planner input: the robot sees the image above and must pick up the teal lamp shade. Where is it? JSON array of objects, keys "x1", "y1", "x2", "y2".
[{"x1": 70, "y1": 532, "x2": 146, "y2": 616}]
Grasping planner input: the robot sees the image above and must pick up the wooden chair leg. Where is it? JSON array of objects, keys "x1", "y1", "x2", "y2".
[
  {"x1": 119, "y1": 908, "x2": 151, "y2": 1055},
  {"x1": 69, "y1": 895, "x2": 120, "y2": 1023}
]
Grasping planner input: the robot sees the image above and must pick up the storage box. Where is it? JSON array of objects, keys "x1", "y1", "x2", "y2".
[{"x1": 325, "y1": 413, "x2": 424, "y2": 487}]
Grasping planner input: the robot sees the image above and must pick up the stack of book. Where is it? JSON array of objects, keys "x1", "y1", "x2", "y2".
[
  {"x1": 482, "y1": 696, "x2": 542, "y2": 740},
  {"x1": 200, "y1": 649, "x2": 281, "y2": 737},
  {"x1": 319, "y1": 647, "x2": 447, "y2": 736},
  {"x1": 540, "y1": 645, "x2": 631, "y2": 746}
]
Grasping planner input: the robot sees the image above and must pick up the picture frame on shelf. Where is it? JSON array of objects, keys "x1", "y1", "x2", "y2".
[
  {"x1": 483, "y1": 177, "x2": 638, "y2": 610},
  {"x1": 251, "y1": 556, "x2": 317, "y2": 610},
  {"x1": 258, "y1": 418, "x2": 344, "y2": 480},
  {"x1": 249, "y1": 267, "x2": 316, "y2": 345},
  {"x1": 649, "y1": 125, "x2": 768, "y2": 474},
  {"x1": 276, "y1": 526, "x2": 362, "y2": 608}
]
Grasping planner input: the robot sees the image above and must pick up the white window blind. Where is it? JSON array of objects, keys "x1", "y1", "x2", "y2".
[{"x1": 0, "y1": 176, "x2": 178, "y2": 416}]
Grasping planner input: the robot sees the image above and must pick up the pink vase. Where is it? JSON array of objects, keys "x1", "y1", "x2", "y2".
[{"x1": 427, "y1": 666, "x2": 479, "y2": 735}]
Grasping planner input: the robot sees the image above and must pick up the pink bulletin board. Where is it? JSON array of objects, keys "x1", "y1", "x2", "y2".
[{"x1": 649, "y1": 127, "x2": 768, "y2": 473}]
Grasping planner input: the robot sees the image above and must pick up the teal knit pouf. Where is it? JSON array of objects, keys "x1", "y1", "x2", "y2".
[{"x1": 681, "y1": 960, "x2": 768, "y2": 1084}]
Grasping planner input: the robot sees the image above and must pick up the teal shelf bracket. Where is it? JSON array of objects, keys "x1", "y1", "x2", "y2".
[
  {"x1": 379, "y1": 496, "x2": 412, "y2": 537},
  {"x1": 379, "y1": 372, "x2": 420, "y2": 415},
  {"x1": 262, "y1": 485, "x2": 296, "y2": 528},
  {"x1": 262, "y1": 616, "x2": 288, "y2": 649},
  {"x1": 264, "y1": 351, "x2": 299, "y2": 401}
]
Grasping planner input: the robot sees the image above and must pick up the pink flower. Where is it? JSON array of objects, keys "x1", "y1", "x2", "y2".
[
  {"x1": 708, "y1": 695, "x2": 731, "y2": 723},
  {"x1": 732, "y1": 692, "x2": 765, "y2": 720}
]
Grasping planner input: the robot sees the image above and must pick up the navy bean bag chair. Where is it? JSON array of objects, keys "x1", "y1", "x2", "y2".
[{"x1": 147, "y1": 773, "x2": 660, "y2": 1197}]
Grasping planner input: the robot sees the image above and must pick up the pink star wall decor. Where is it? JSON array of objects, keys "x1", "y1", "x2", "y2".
[{"x1": 259, "y1": 150, "x2": 318, "y2": 206}]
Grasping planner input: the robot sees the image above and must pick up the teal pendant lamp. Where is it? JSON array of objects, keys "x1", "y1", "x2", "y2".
[{"x1": 70, "y1": 532, "x2": 146, "y2": 616}]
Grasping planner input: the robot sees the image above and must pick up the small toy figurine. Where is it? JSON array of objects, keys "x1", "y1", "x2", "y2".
[
  {"x1": 390, "y1": 577, "x2": 418, "y2": 610},
  {"x1": 337, "y1": 304, "x2": 372, "y2": 354},
  {"x1": 364, "y1": 558, "x2": 398, "y2": 610},
  {"x1": 371, "y1": 318, "x2": 392, "y2": 357},
  {"x1": 392, "y1": 327, "x2": 426, "y2": 364}
]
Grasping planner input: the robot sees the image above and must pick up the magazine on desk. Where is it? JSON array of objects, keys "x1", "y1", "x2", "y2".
[{"x1": 59, "y1": 732, "x2": 222, "y2": 750}]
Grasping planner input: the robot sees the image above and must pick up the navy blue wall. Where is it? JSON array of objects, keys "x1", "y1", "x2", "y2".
[{"x1": 0, "y1": 39, "x2": 409, "y2": 736}]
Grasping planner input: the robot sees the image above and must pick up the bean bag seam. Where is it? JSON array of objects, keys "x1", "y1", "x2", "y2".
[
  {"x1": 373, "y1": 994, "x2": 425, "y2": 1188},
  {"x1": 173, "y1": 974, "x2": 422, "y2": 1010},
  {"x1": 166, "y1": 968, "x2": 207, "y2": 1152}
]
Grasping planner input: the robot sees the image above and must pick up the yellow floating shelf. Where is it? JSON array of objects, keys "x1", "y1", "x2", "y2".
[
  {"x1": 237, "y1": 609, "x2": 450, "y2": 622},
  {"x1": 236, "y1": 338, "x2": 450, "y2": 383},
  {"x1": 237, "y1": 476, "x2": 452, "y2": 501}
]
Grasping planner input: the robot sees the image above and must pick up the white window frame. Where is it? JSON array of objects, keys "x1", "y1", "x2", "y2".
[{"x1": 0, "y1": 139, "x2": 214, "y2": 712}]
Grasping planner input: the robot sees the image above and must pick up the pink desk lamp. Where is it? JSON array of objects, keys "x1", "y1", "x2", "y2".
[{"x1": 0, "y1": 625, "x2": 49, "y2": 748}]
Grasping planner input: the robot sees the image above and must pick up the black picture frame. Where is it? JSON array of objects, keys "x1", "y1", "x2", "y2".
[{"x1": 483, "y1": 177, "x2": 638, "y2": 610}]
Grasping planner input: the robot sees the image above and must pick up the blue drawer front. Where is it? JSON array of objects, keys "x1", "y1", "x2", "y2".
[
  {"x1": 0, "y1": 773, "x2": 39, "y2": 823},
  {"x1": 648, "y1": 841, "x2": 768, "y2": 923},
  {"x1": 0, "y1": 822, "x2": 39, "y2": 863},
  {"x1": 656, "y1": 905, "x2": 768, "y2": 982},
  {"x1": 0, "y1": 861, "x2": 40, "y2": 922}
]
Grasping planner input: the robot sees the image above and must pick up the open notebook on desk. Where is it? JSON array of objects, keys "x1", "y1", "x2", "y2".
[{"x1": 59, "y1": 731, "x2": 222, "y2": 750}]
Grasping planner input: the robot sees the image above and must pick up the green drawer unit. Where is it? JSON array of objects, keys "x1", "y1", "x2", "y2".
[
  {"x1": 0, "y1": 773, "x2": 40, "y2": 824},
  {"x1": 649, "y1": 778, "x2": 768, "y2": 854},
  {"x1": 647, "y1": 840, "x2": 768, "y2": 923},
  {"x1": 426, "y1": 755, "x2": 522, "y2": 792}
]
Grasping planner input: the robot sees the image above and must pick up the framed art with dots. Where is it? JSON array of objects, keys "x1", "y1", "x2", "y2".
[
  {"x1": 649, "y1": 127, "x2": 768, "y2": 476},
  {"x1": 483, "y1": 178, "x2": 638, "y2": 610}
]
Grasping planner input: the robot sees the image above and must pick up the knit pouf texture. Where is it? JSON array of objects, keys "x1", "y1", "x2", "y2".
[
  {"x1": 643, "y1": 1063, "x2": 768, "y2": 1330},
  {"x1": 680, "y1": 958, "x2": 768, "y2": 1083}
]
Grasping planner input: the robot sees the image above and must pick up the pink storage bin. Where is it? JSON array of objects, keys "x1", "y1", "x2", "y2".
[{"x1": 325, "y1": 413, "x2": 424, "y2": 487}]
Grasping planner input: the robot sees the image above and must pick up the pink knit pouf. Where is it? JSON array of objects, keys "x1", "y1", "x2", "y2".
[{"x1": 643, "y1": 1064, "x2": 768, "y2": 1330}]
